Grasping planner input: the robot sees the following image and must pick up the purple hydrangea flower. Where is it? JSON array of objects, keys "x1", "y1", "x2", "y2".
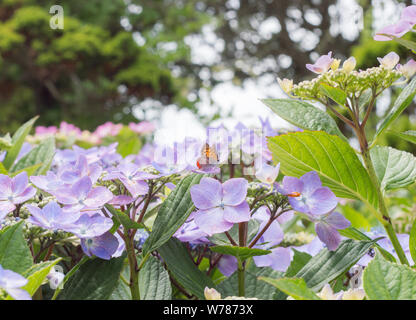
[
  {"x1": 30, "y1": 171, "x2": 64, "y2": 194},
  {"x1": 278, "y1": 171, "x2": 338, "y2": 215},
  {"x1": 26, "y1": 201, "x2": 80, "y2": 231},
  {"x1": 374, "y1": 5, "x2": 416, "y2": 41},
  {"x1": 377, "y1": 52, "x2": 400, "y2": 70},
  {"x1": 253, "y1": 247, "x2": 291, "y2": 272},
  {"x1": 251, "y1": 206, "x2": 291, "y2": 272},
  {"x1": 112, "y1": 232, "x2": 126, "y2": 258},
  {"x1": 252, "y1": 206, "x2": 284, "y2": 247},
  {"x1": 190, "y1": 177, "x2": 250, "y2": 235},
  {"x1": 0, "y1": 172, "x2": 36, "y2": 221},
  {"x1": 81, "y1": 231, "x2": 119, "y2": 260},
  {"x1": 255, "y1": 161, "x2": 280, "y2": 185},
  {"x1": 357, "y1": 228, "x2": 414, "y2": 266},
  {"x1": 310, "y1": 210, "x2": 350, "y2": 251},
  {"x1": 174, "y1": 219, "x2": 210, "y2": 244},
  {"x1": 294, "y1": 236, "x2": 325, "y2": 256},
  {"x1": 374, "y1": 20, "x2": 414, "y2": 41},
  {"x1": 397, "y1": 59, "x2": 416, "y2": 78},
  {"x1": 47, "y1": 267, "x2": 65, "y2": 290},
  {"x1": 152, "y1": 144, "x2": 188, "y2": 176},
  {"x1": 58, "y1": 155, "x2": 102, "y2": 185},
  {"x1": 134, "y1": 143, "x2": 155, "y2": 167},
  {"x1": 259, "y1": 117, "x2": 277, "y2": 137},
  {"x1": 51, "y1": 176, "x2": 113, "y2": 211},
  {"x1": 402, "y1": 5, "x2": 416, "y2": 23},
  {"x1": 103, "y1": 162, "x2": 154, "y2": 198},
  {"x1": 0, "y1": 265, "x2": 31, "y2": 300},
  {"x1": 306, "y1": 52, "x2": 333, "y2": 74},
  {"x1": 65, "y1": 212, "x2": 113, "y2": 238}
]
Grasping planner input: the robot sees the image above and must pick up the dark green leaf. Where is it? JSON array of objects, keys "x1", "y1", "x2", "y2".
[
  {"x1": 11, "y1": 137, "x2": 55, "y2": 175},
  {"x1": 320, "y1": 83, "x2": 347, "y2": 106},
  {"x1": 210, "y1": 245, "x2": 271, "y2": 262},
  {"x1": 285, "y1": 249, "x2": 312, "y2": 277},
  {"x1": 217, "y1": 262, "x2": 284, "y2": 299},
  {"x1": 105, "y1": 204, "x2": 142, "y2": 230},
  {"x1": 410, "y1": 220, "x2": 416, "y2": 265},
  {"x1": 375, "y1": 77, "x2": 416, "y2": 141},
  {"x1": 0, "y1": 221, "x2": 33, "y2": 274},
  {"x1": 259, "y1": 277, "x2": 321, "y2": 300},
  {"x1": 388, "y1": 130, "x2": 416, "y2": 144},
  {"x1": 339, "y1": 227, "x2": 396, "y2": 263},
  {"x1": 143, "y1": 174, "x2": 203, "y2": 255},
  {"x1": 294, "y1": 239, "x2": 376, "y2": 291},
  {"x1": 3, "y1": 116, "x2": 38, "y2": 170},
  {"x1": 139, "y1": 255, "x2": 172, "y2": 300},
  {"x1": 57, "y1": 256, "x2": 125, "y2": 300},
  {"x1": 157, "y1": 238, "x2": 215, "y2": 299}
]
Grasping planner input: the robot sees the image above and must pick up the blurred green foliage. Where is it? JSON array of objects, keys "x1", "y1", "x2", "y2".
[{"x1": 0, "y1": 0, "x2": 209, "y2": 132}]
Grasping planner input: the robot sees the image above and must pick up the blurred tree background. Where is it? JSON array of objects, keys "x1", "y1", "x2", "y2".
[{"x1": 0, "y1": 0, "x2": 415, "y2": 152}]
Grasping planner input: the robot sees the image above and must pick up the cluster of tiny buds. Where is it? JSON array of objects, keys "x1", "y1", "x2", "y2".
[
  {"x1": 278, "y1": 52, "x2": 412, "y2": 102},
  {"x1": 280, "y1": 231, "x2": 315, "y2": 247}
]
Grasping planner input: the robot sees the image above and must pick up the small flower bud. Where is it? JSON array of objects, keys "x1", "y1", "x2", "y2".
[
  {"x1": 377, "y1": 52, "x2": 400, "y2": 69},
  {"x1": 204, "y1": 287, "x2": 222, "y2": 300},
  {"x1": 397, "y1": 59, "x2": 416, "y2": 78},
  {"x1": 342, "y1": 57, "x2": 356, "y2": 73},
  {"x1": 277, "y1": 78, "x2": 293, "y2": 94},
  {"x1": 331, "y1": 59, "x2": 341, "y2": 71}
]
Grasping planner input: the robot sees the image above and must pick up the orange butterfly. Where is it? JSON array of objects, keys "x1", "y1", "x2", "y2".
[{"x1": 196, "y1": 143, "x2": 219, "y2": 169}]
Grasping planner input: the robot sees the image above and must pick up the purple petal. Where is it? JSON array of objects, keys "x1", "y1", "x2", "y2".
[
  {"x1": 193, "y1": 208, "x2": 233, "y2": 235},
  {"x1": 374, "y1": 20, "x2": 413, "y2": 41},
  {"x1": 84, "y1": 187, "x2": 113, "y2": 208},
  {"x1": 281, "y1": 176, "x2": 303, "y2": 194},
  {"x1": 0, "y1": 175, "x2": 12, "y2": 198},
  {"x1": 190, "y1": 177, "x2": 222, "y2": 210},
  {"x1": 120, "y1": 178, "x2": 148, "y2": 198},
  {"x1": 109, "y1": 195, "x2": 134, "y2": 206},
  {"x1": 326, "y1": 211, "x2": 350, "y2": 230},
  {"x1": 222, "y1": 201, "x2": 250, "y2": 223},
  {"x1": 260, "y1": 220, "x2": 284, "y2": 247},
  {"x1": 252, "y1": 206, "x2": 271, "y2": 223},
  {"x1": 269, "y1": 247, "x2": 292, "y2": 272},
  {"x1": 0, "y1": 201, "x2": 16, "y2": 220},
  {"x1": 253, "y1": 254, "x2": 273, "y2": 268},
  {"x1": 315, "y1": 222, "x2": 341, "y2": 251},
  {"x1": 288, "y1": 197, "x2": 309, "y2": 214},
  {"x1": 13, "y1": 186, "x2": 36, "y2": 204},
  {"x1": 276, "y1": 210, "x2": 294, "y2": 224},
  {"x1": 6, "y1": 288, "x2": 31, "y2": 300},
  {"x1": 217, "y1": 255, "x2": 238, "y2": 277},
  {"x1": 402, "y1": 5, "x2": 416, "y2": 24},
  {"x1": 0, "y1": 268, "x2": 28, "y2": 288},
  {"x1": 11, "y1": 172, "x2": 29, "y2": 195},
  {"x1": 72, "y1": 177, "x2": 92, "y2": 200},
  {"x1": 308, "y1": 187, "x2": 338, "y2": 215},
  {"x1": 300, "y1": 171, "x2": 322, "y2": 196},
  {"x1": 81, "y1": 232, "x2": 119, "y2": 260},
  {"x1": 222, "y1": 178, "x2": 248, "y2": 206}
]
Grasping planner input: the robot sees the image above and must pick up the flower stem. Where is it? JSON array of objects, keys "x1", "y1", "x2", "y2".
[
  {"x1": 237, "y1": 222, "x2": 246, "y2": 297},
  {"x1": 124, "y1": 231, "x2": 140, "y2": 300},
  {"x1": 361, "y1": 146, "x2": 409, "y2": 265},
  {"x1": 237, "y1": 259, "x2": 245, "y2": 297}
]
